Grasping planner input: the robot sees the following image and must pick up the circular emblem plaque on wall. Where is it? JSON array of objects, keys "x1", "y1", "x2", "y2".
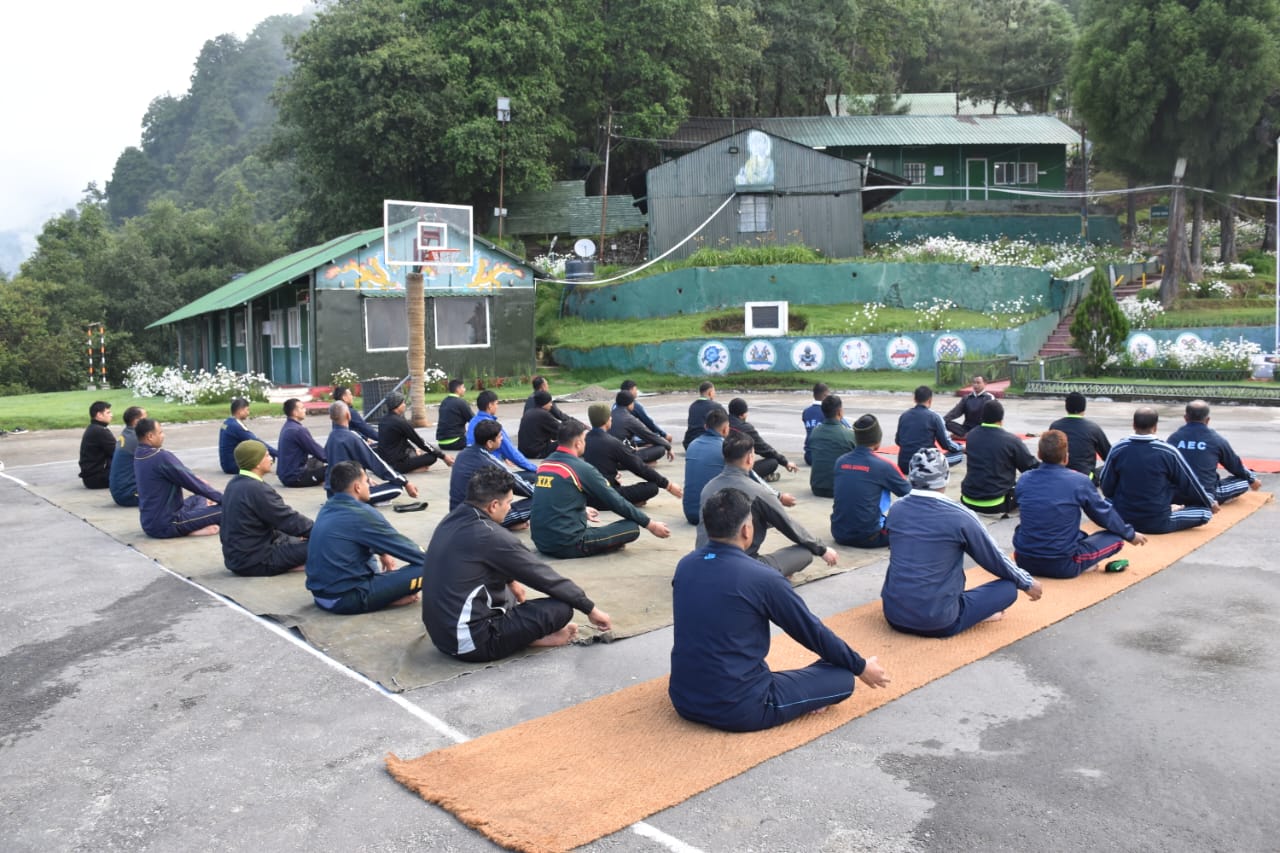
[
  {"x1": 933, "y1": 333, "x2": 966, "y2": 362},
  {"x1": 790, "y1": 339, "x2": 825, "y2": 371},
  {"x1": 885, "y1": 335, "x2": 919, "y2": 370},
  {"x1": 697, "y1": 341, "x2": 730, "y2": 374},
  {"x1": 837, "y1": 338, "x2": 873, "y2": 370},
  {"x1": 743, "y1": 340, "x2": 777, "y2": 371}
]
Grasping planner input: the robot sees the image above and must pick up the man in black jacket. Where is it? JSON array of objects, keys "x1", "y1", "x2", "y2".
[
  {"x1": 436, "y1": 379, "x2": 473, "y2": 451},
  {"x1": 78, "y1": 400, "x2": 115, "y2": 489},
  {"x1": 943, "y1": 375, "x2": 994, "y2": 438},
  {"x1": 377, "y1": 392, "x2": 452, "y2": 474},
  {"x1": 524, "y1": 375, "x2": 569, "y2": 421},
  {"x1": 423, "y1": 465, "x2": 612, "y2": 662},
  {"x1": 727, "y1": 397, "x2": 797, "y2": 483},
  {"x1": 517, "y1": 390, "x2": 563, "y2": 459},
  {"x1": 584, "y1": 404, "x2": 683, "y2": 507},
  {"x1": 683, "y1": 381, "x2": 726, "y2": 449},
  {"x1": 960, "y1": 400, "x2": 1038, "y2": 515},
  {"x1": 610, "y1": 391, "x2": 672, "y2": 463},
  {"x1": 220, "y1": 440, "x2": 313, "y2": 576}
]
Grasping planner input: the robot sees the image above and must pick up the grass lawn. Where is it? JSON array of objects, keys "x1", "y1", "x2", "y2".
[
  {"x1": 0, "y1": 390, "x2": 266, "y2": 432},
  {"x1": 545, "y1": 303, "x2": 1040, "y2": 349}
]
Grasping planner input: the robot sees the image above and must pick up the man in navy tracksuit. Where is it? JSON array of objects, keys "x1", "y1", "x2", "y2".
[
  {"x1": 218, "y1": 398, "x2": 277, "y2": 475},
  {"x1": 960, "y1": 400, "x2": 1038, "y2": 515},
  {"x1": 683, "y1": 408, "x2": 731, "y2": 524},
  {"x1": 830, "y1": 414, "x2": 910, "y2": 548},
  {"x1": 669, "y1": 487, "x2": 890, "y2": 732},
  {"x1": 1100, "y1": 407, "x2": 1219, "y2": 534},
  {"x1": 1167, "y1": 400, "x2": 1260, "y2": 505},
  {"x1": 895, "y1": 385, "x2": 964, "y2": 475},
  {"x1": 801, "y1": 382, "x2": 832, "y2": 466},
  {"x1": 883, "y1": 448, "x2": 1043, "y2": 638},
  {"x1": 133, "y1": 419, "x2": 223, "y2": 539},
  {"x1": 1013, "y1": 430, "x2": 1147, "y2": 578},
  {"x1": 683, "y1": 381, "x2": 726, "y2": 449},
  {"x1": 449, "y1": 419, "x2": 534, "y2": 527}
]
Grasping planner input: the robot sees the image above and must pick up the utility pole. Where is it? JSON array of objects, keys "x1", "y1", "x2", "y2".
[
  {"x1": 496, "y1": 97, "x2": 511, "y2": 241},
  {"x1": 1160, "y1": 157, "x2": 1188, "y2": 308},
  {"x1": 598, "y1": 107, "x2": 613, "y2": 265},
  {"x1": 1079, "y1": 124, "x2": 1088, "y2": 243}
]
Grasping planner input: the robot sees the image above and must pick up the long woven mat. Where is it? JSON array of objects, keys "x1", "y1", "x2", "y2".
[{"x1": 386, "y1": 489, "x2": 1272, "y2": 853}]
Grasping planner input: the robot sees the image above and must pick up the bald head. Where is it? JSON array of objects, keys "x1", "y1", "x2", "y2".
[{"x1": 1133, "y1": 406, "x2": 1159, "y2": 434}]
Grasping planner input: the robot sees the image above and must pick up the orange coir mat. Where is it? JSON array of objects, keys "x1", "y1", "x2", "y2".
[{"x1": 386, "y1": 489, "x2": 1272, "y2": 853}]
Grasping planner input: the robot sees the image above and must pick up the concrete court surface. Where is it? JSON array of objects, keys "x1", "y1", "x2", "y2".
[{"x1": 2, "y1": 390, "x2": 1279, "y2": 852}]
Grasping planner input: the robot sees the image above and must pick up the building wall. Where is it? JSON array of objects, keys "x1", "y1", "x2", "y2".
[
  {"x1": 844, "y1": 143, "x2": 1069, "y2": 202},
  {"x1": 647, "y1": 130, "x2": 862, "y2": 261},
  {"x1": 865, "y1": 213, "x2": 1123, "y2": 246}
]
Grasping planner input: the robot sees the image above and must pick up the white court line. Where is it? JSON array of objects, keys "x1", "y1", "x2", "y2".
[
  {"x1": 148, "y1": 555, "x2": 702, "y2": 851},
  {"x1": 2, "y1": 471, "x2": 30, "y2": 486}
]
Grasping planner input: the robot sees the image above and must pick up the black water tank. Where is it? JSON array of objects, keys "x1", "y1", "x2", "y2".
[{"x1": 565, "y1": 259, "x2": 595, "y2": 281}]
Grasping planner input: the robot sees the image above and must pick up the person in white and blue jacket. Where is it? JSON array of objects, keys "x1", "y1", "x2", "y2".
[
  {"x1": 882, "y1": 448, "x2": 1043, "y2": 638},
  {"x1": 1167, "y1": 400, "x2": 1260, "y2": 505}
]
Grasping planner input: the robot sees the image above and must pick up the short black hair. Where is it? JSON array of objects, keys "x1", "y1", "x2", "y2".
[
  {"x1": 914, "y1": 385, "x2": 933, "y2": 404},
  {"x1": 821, "y1": 394, "x2": 843, "y2": 419},
  {"x1": 532, "y1": 390, "x2": 553, "y2": 407},
  {"x1": 981, "y1": 399, "x2": 1004, "y2": 423},
  {"x1": 122, "y1": 406, "x2": 145, "y2": 426},
  {"x1": 1065, "y1": 392, "x2": 1086, "y2": 415},
  {"x1": 473, "y1": 419, "x2": 503, "y2": 445},
  {"x1": 615, "y1": 390, "x2": 635, "y2": 408},
  {"x1": 532, "y1": 375, "x2": 548, "y2": 391},
  {"x1": 557, "y1": 419, "x2": 587, "y2": 445},
  {"x1": 329, "y1": 460, "x2": 365, "y2": 493},
  {"x1": 722, "y1": 431, "x2": 754, "y2": 462},
  {"x1": 332, "y1": 386, "x2": 350, "y2": 401},
  {"x1": 698, "y1": 380, "x2": 715, "y2": 395},
  {"x1": 447, "y1": 378, "x2": 466, "y2": 394},
  {"x1": 90, "y1": 400, "x2": 111, "y2": 420},
  {"x1": 283, "y1": 398, "x2": 302, "y2": 418},
  {"x1": 135, "y1": 417, "x2": 158, "y2": 440},
  {"x1": 230, "y1": 397, "x2": 249, "y2": 415},
  {"x1": 704, "y1": 408, "x2": 730, "y2": 431},
  {"x1": 466, "y1": 465, "x2": 515, "y2": 506},
  {"x1": 702, "y1": 488, "x2": 752, "y2": 540},
  {"x1": 620, "y1": 379, "x2": 638, "y2": 392},
  {"x1": 476, "y1": 390, "x2": 499, "y2": 410},
  {"x1": 812, "y1": 382, "x2": 829, "y2": 400},
  {"x1": 727, "y1": 397, "x2": 749, "y2": 418}
]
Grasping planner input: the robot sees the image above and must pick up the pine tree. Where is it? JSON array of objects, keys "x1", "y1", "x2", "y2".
[{"x1": 1070, "y1": 267, "x2": 1130, "y2": 373}]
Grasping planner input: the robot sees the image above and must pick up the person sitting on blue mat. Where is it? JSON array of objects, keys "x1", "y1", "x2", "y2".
[
  {"x1": 218, "y1": 398, "x2": 277, "y2": 476},
  {"x1": 669, "y1": 486, "x2": 890, "y2": 732}
]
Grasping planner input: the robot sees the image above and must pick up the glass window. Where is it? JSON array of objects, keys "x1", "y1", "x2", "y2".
[
  {"x1": 1018, "y1": 162, "x2": 1038, "y2": 184},
  {"x1": 219, "y1": 316, "x2": 229, "y2": 347},
  {"x1": 902, "y1": 162, "x2": 926, "y2": 184},
  {"x1": 364, "y1": 297, "x2": 408, "y2": 352},
  {"x1": 737, "y1": 195, "x2": 772, "y2": 233},
  {"x1": 287, "y1": 307, "x2": 301, "y2": 348},
  {"x1": 234, "y1": 314, "x2": 246, "y2": 347},
  {"x1": 434, "y1": 297, "x2": 490, "y2": 349},
  {"x1": 269, "y1": 309, "x2": 285, "y2": 349}
]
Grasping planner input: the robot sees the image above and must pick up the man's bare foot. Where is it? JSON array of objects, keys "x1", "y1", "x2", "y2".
[
  {"x1": 981, "y1": 610, "x2": 1005, "y2": 623},
  {"x1": 388, "y1": 593, "x2": 420, "y2": 608},
  {"x1": 530, "y1": 622, "x2": 580, "y2": 647},
  {"x1": 808, "y1": 705, "x2": 832, "y2": 717},
  {"x1": 190, "y1": 525, "x2": 220, "y2": 537},
  {"x1": 288, "y1": 564, "x2": 306, "y2": 573},
  {"x1": 508, "y1": 521, "x2": 529, "y2": 531}
]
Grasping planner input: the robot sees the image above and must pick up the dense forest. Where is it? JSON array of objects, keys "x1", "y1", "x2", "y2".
[{"x1": 1, "y1": 0, "x2": 1276, "y2": 393}]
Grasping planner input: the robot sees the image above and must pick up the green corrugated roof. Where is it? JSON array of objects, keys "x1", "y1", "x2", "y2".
[
  {"x1": 148, "y1": 227, "x2": 384, "y2": 328},
  {"x1": 824, "y1": 93, "x2": 1022, "y2": 117},
  {"x1": 672, "y1": 115, "x2": 1080, "y2": 150}
]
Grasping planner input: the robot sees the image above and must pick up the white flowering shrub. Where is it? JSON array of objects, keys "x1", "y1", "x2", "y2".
[
  {"x1": 1185, "y1": 279, "x2": 1234, "y2": 299},
  {"x1": 1116, "y1": 338, "x2": 1260, "y2": 370},
  {"x1": 846, "y1": 302, "x2": 882, "y2": 333},
  {"x1": 1118, "y1": 296, "x2": 1165, "y2": 328},
  {"x1": 124, "y1": 362, "x2": 272, "y2": 405},
  {"x1": 1203, "y1": 261, "x2": 1254, "y2": 280},
  {"x1": 867, "y1": 235, "x2": 1145, "y2": 276},
  {"x1": 913, "y1": 296, "x2": 957, "y2": 330},
  {"x1": 330, "y1": 366, "x2": 360, "y2": 388},
  {"x1": 533, "y1": 254, "x2": 567, "y2": 278}
]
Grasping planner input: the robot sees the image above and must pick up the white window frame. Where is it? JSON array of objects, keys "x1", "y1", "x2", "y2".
[
  {"x1": 219, "y1": 315, "x2": 229, "y2": 348},
  {"x1": 269, "y1": 309, "x2": 285, "y2": 349},
  {"x1": 995, "y1": 161, "x2": 1039, "y2": 185},
  {"x1": 737, "y1": 194, "x2": 772, "y2": 233},
  {"x1": 1018, "y1": 161, "x2": 1038, "y2": 184},
  {"x1": 902, "y1": 162, "x2": 926, "y2": 184},
  {"x1": 234, "y1": 314, "x2": 246, "y2": 347},
  {"x1": 363, "y1": 297, "x2": 409, "y2": 352},
  {"x1": 434, "y1": 296, "x2": 491, "y2": 350},
  {"x1": 287, "y1": 307, "x2": 301, "y2": 348}
]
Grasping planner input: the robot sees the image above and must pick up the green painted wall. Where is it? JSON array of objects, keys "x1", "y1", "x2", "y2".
[
  {"x1": 563, "y1": 262, "x2": 1054, "y2": 321},
  {"x1": 865, "y1": 214, "x2": 1122, "y2": 246}
]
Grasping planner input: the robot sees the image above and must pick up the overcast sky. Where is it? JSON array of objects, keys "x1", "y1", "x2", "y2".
[{"x1": 1, "y1": 2, "x2": 311, "y2": 258}]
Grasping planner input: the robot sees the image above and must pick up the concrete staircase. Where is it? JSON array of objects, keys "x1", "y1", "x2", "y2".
[{"x1": 1037, "y1": 278, "x2": 1145, "y2": 359}]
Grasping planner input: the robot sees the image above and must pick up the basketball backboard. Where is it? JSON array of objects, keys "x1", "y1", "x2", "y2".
[{"x1": 383, "y1": 200, "x2": 474, "y2": 269}]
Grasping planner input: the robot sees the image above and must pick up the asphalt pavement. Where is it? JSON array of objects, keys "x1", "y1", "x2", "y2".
[{"x1": 2, "y1": 390, "x2": 1279, "y2": 852}]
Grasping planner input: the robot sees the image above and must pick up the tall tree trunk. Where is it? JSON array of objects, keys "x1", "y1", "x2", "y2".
[
  {"x1": 1125, "y1": 176, "x2": 1137, "y2": 244},
  {"x1": 1219, "y1": 202, "x2": 1237, "y2": 262},
  {"x1": 406, "y1": 271, "x2": 428, "y2": 427},
  {"x1": 1263, "y1": 220, "x2": 1277, "y2": 252},
  {"x1": 1189, "y1": 193, "x2": 1203, "y2": 280},
  {"x1": 1160, "y1": 186, "x2": 1185, "y2": 308}
]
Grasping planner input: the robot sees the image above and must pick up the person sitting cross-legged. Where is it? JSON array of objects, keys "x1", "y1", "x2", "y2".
[
  {"x1": 683, "y1": 408, "x2": 732, "y2": 524},
  {"x1": 218, "y1": 397, "x2": 277, "y2": 476},
  {"x1": 435, "y1": 378, "x2": 474, "y2": 452},
  {"x1": 377, "y1": 392, "x2": 452, "y2": 474},
  {"x1": 830, "y1": 414, "x2": 911, "y2": 548},
  {"x1": 669, "y1": 486, "x2": 890, "y2": 733},
  {"x1": 1100, "y1": 406, "x2": 1219, "y2": 534},
  {"x1": 727, "y1": 397, "x2": 797, "y2": 483},
  {"x1": 1167, "y1": 400, "x2": 1261, "y2": 506},
  {"x1": 78, "y1": 400, "x2": 115, "y2": 490},
  {"x1": 276, "y1": 398, "x2": 327, "y2": 488},
  {"x1": 895, "y1": 385, "x2": 964, "y2": 476},
  {"x1": 448, "y1": 419, "x2": 534, "y2": 528},
  {"x1": 610, "y1": 391, "x2": 672, "y2": 464},
  {"x1": 516, "y1": 390, "x2": 563, "y2": 460},
  {"x1": 305, "y1": 461, "x2": 425, "y2": 615},
  {"x1": 133, "y1": 418, "x2": 223, "y2": 539},
  {"x1": 583, "y1": 404, "x2": 683, "y2": 508},
  {"x1": 324, "y1": 401, "x2": 417, "y2": 506},
  {"x1": 960, "y1": 400, "x2": 1038, "y2": 516},
  {"x1": 1048, "y1": 392, "x2": 1111, "y2": 481},
  {"x1": 942, "y1": 374, "x2": 994, "y2": 439},
  {"x1": 1012, "y1": 430, "x2": 1147, "y2": 579},
  {"x1": 109, "y1": 405, "x2": 147, "y2": 507},
  {"x1": 696, "y1": 432, "x2": 835, "y2": 577},
  {"x1": 423, "y1": 466, "x2": 613, "y2": 662},
  {"x1": 531, "y1": 419, "x2": 671, "y2": 558},
  {"x1": 881, "y1": 448, "x2": 1043, "y2": 638},
  {"x1": 809, "y1": 394, "x2": 858, "y2": 498},
  {"x1": 220, "y1": 440, "x2": 313, "y2": 577}
]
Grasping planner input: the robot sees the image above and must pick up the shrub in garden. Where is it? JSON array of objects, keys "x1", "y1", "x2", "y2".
[{"x1": 1070, "y1": 267, "x2": 1130, "y2": 373}]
